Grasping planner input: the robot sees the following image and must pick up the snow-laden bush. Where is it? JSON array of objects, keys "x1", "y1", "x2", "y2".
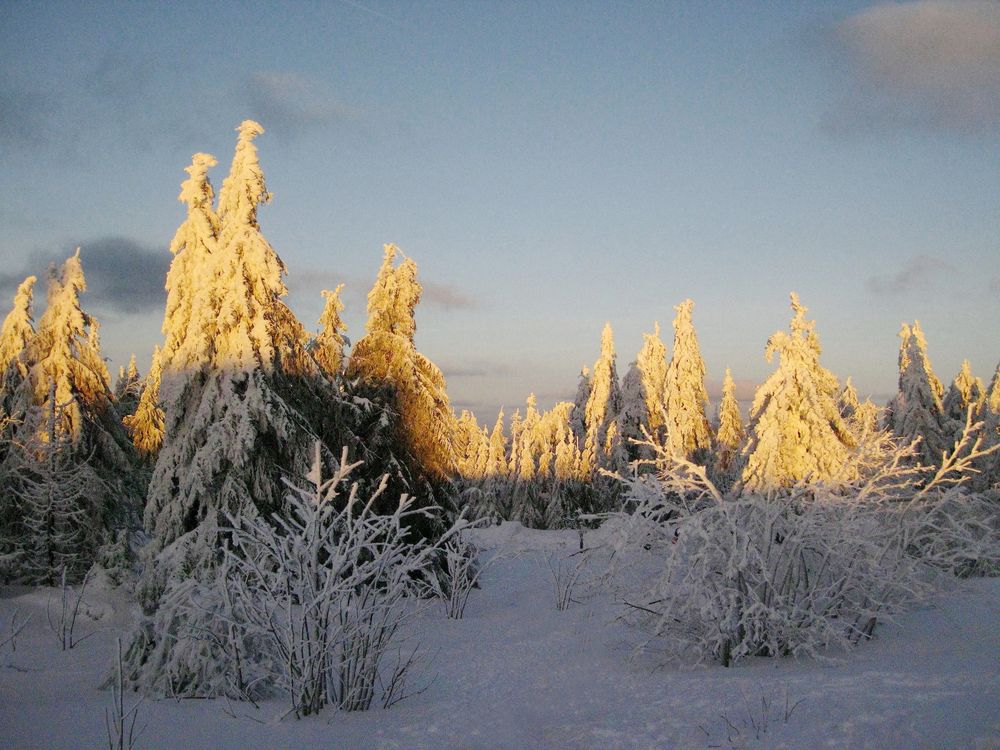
[
  {"x1": 607, "y1": 416, "x2": 1000, "y2": 667},
  {"x1": 132, "y1": 444, "x2": 469, "y2": 717},
  {"x1": 426, "y1": 525, "x2": 495, "y2": 619}
]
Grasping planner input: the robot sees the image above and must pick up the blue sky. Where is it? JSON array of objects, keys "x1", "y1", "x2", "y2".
[{"x1": 1, "y1": 0, "x2": 998, "y2": 420}]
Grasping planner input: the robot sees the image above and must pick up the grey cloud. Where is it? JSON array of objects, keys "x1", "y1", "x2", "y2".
[
  {"x1": 705, "y1": 378, "x2": 758, "y2": 402},
  {"x1": 440, "y1": 360, "x2": 513, "y2": 378},
  {"x1": 826, "y1": 0, "x2": 1000, "y2": 133},
  {"x1": 0, "y1": 238, "x2": 168, "y2": 315},
  {"x1": 290, "y1": 267, "x2": 476, "y2": 312},
  {"x1": 421, "y1": 281, "x2": 476, "y2": 310},
  {"x1": 244, "y1": 72, "x2": 357, "y2": 139},
  {"x1": 450, "y1": 400, "x2": 500, "y2": 419},
  {"x1": 990, "y1": 276, "x2": 1000, "y2": 292},
  {"x1": 866, "y1": 254, "x2": 954, "y2": 295}
]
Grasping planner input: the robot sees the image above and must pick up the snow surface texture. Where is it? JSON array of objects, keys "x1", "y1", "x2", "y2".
[{"x1": 1, "y1": 524, "x2": 998, "y2": 749}]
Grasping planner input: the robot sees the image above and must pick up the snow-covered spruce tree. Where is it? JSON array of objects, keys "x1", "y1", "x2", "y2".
[
  {"x1": 511, "y1": 395, "x2": 546, "y2": 526},
  {"x1": 113, "y1": 354, "x2": 142, "y2": 419},
  {"x1": 9, "y1": 388, "x2": 104, "y2": 584},
  {"x1": 741, "y1": 293, "x2": 854, "y2": 493},
  {"x1": 141, "y1": 123, "x2": 330, "y2": 602},
  {"x1": 5, "y1": 252, "x2": 139, "y2": 580},
  {"x1": 517, "y1": 394, "x2": 542, "y2": 481},
  {"x1": 887, "y1": 322, "x2": 951, "y2": 468},
  {"x1": 617, "y1": 361, "x2": 648, "y2": 463},
  {"x1": 636, "y1": 322, "x2": 668, "y2": 440},
  {"x1": 122, "y1": 346, "x2": 164, "y2": 459},
  {"x1": 347, "y1": 244, "x2": 456, "y2": 479},
  {"x1": 978, "y1": 362, "x2": 1000, "y2": 489},
  {"x1": 0, "y1": 276, "x2": 37, "y2": 409},
  {"x1": 712, "y1": 368, "x2": 744, "y2": 484},
  {"x1": 507, "y1": 408, "x2": 523, "y2": 477},
  {"x1": 312, "y1": 284, "x2": 348, "y2": 378},
  {"x1": 486, "y1": 408, "x2": 507, "y2": 478},
  {"x1": 663, "y1": 299, "x2": 712, "y2": 461},
  {"x1": 531, "y1": 401, "x2": 565, "y2": 480},
  {"x1": 569, "y1": 365, "x2": 591, "y2": 445},
  {"x1": 839, "y1": 377, "x2": 880, "y2": 441},
  {"x1": 126, "y1": 153, "x2": 221, "y2": 457},
  {"x1": 462, "y1": 408, "x2": 510, "y2": 521},
  {"x1": 583, "y1": 322, "x2": 624, "y2": 475},
  {"x1": 0, "y1": 276, "x2": 37, "y2": 545},
  {"x1": 454, "y1": 409, "x2": 485, "y2": 479},
  {"x1": 942, "y1": 359, "x2": 985, "y2": 426}
]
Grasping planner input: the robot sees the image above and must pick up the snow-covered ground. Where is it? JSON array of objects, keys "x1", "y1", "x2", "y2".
[{"x1": 1, "y1": 522, "x2": 998, "y2": 749}]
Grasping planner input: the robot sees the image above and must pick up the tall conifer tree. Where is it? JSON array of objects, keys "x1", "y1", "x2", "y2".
[
  {"x1": 583, "y1": 322, "x2": 623, "y2": 474},
  {"x1": 742, "y1": 293, "x2": 854, "y2": 492},
  {"x1": 7, "y1": 252, "x2": 138, "y2": 579},
  {"x1": 663, "y1": 299, "x2": 712, "y2": 460},
  {"x1": 714, "y1": 368, "x2": 744, "y2": 476},
  {"x1": 0, "y1": 276, "x2": 37, "y2": 401},
  {"x1": 129, "y1": 153, "x2": 221, "y2": 456},
  {"x1": 887, "y1": 321, "x2": 950, "y2": 467},
  {"x1": 942, "y1": 359, "x2": 985, "y2": 424},
  {"x1": 313, "y1": 284, "x2": 348, "y2": 378},
  {"x1": 347, "y1": 244, "x2": 456, "y2": 478},
  {"x1": 636, "y1": 321, "x2": 668, "y2": 441},
  {"x1": 143, "y1": 123, "x2": 325, "y2": 584}
]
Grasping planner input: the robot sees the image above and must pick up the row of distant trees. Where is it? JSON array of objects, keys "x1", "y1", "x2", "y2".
[{"x1": 451, "y1": 292, "x2": 1000, "y2": 526}]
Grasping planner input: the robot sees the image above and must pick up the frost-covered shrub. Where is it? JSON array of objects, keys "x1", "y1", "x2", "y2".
[
  {"x1": 220, "y1": 445, "x2": 465, "y2": 714},
  {"x1": 427, "y1": 524, "x2": 492, "y2": 619},
  {"x1": 132, "y1": 444, "x2": 467, "y2": 716},
  {"x1": 607, "y1": 420, "x2": 1000, "y2": 667}
]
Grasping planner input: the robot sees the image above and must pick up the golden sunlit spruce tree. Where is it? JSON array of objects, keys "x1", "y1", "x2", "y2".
[
  {"x1": 124, "y1": 346, "x2": 164, "y2": 458},
  {"x1": 838, "y1": 376, "x2": 879, "y2": 440},
  {"x1": 511, "y1": 394, "x2": 548, "y2": 526},
  {"x1": 617, "y1": 322, "x2": 670, "y2": 463},
  {"x1": 582, "y1": 322, "x2": 624, "y2": 476},
  {"x1": 5, "y1": 252, "x2": 139, "y2": 582},
  {"x1": 454, "y1": 409, "x2": 486, "y2": 479},
  {"x1": 0, "y1": 276, "x2": 38, "y2": 570},
  {"x1": 507, "y1": 408, "x2": 523, "y2": 478},
  {"x1": 942, "y1": 359, "x2": 985, "y2": 427},
  {"x1": 129, "y1": 125, "x2": 458, "y2": 697},
  {"x1": 141, "y1": 122, "x2": 330, "y2": 603},
  {"x1": 638, "y1": 323, "x2": 669, "y2": 438},
  {"x1": 663, "y1": 299, "x2": 712, "y2": 461},
  {"x1": 485, "y1": 408, "x2": 508, "y2": 479},
  {"x1": 312, "y1": 284, "x2": 348, "y2": 378},
  {"x1": 741, "y1": 293, "x2": 855, "y2": 493},
  {"x1": 0, "y1": 276, "x2": 37, "y2": 410},
  {"x1": 515, "y1": 394, "x2": 541, "y2": 481},
  {"x1": 980, "y1": 363, "x2": 1000, "y2": 488},
  {"x1": 347, "y1": 244, "x2": 456, "y2": 479},
  {"x1": 886, "y1": 322, "x2": 950, "y2": 468},
  {"x1": 126, "y1": 152, "x2": 221, "y2": 457},
  {"x1": 712, "y1": 368, "x2": 745, "y2": 485},
  {"x1": 536, "y1": 400, "x2": 584, "y2": 527}
]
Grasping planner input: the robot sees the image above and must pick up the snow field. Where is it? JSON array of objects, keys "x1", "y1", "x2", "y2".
[{"x1": 2, "y1": 522, "x2": 998, "y2": 749}]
